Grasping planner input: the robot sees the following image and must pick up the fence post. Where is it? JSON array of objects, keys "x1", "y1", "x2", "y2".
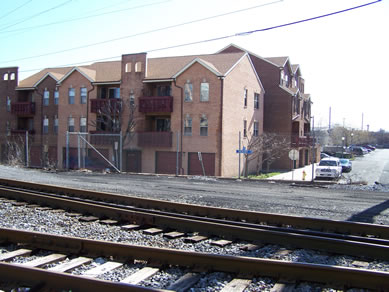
[
  {"x1": 25, "y1": 130, "x2": 29, "y2": 167},
  {"x1": 120, "y1": 131, "x2": 123, "y2": 172},
  {"x1": 66, "y1": 131, "x2": 69, "y2": 170},
  {"x1": 77, "y1": 132, "x2": 81, "y2": 169},
  {"x1": 176, "y1": 132, "x2": 180, "y2": 176}
]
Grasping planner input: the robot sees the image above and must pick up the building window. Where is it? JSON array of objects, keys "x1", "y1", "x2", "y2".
[
  {"x1": 243, "y1": 120, "x2": 247, "y2": 138},
  {"x1": 108, "y1": 88, "x2": 120, "y2": 99},
  {"x1": 80, "y1": 117, "x2": 87, "y2": 133},
  {"x1": 200, "y1": 115, "x2": 208, "y2": 136},
  {"x1": 6, "y1": 96, "x2": 11, "y2": 112},
  {"x1": 200, "y1": 82, "x2": 209, "y2": 102},
  {"x1": 43, "y1": 116, "x2": 49, "y2": 134},
  {"x1": 68, "y1": 117, "x2": 75, "y2": 132},
  {"x1": 244, "y1": 89, "x2": 248, "y2": 107},
  {"x1": 10, "y1": 73, "x2": 15, "y2": 80},
  {"x1": 68, "y1": 88, "x2": 75, "y2": 104},
  {"x1": 135, "y1": 62, "x2": 142, "y2": 72},
  {"x1": 184, "y1": 115, "x2": 192, "y2": 136},
  {"x1": 80, "y1": 87, "x2": 87, "y2": 104},
  {"x1": 130, "y1": 93, "x2": 135, "y2": 106},
  {"x1": 253, "y1": 121, "x2": 259, "y2": 137},
  {"x1": 6, "y1": 121, "x2": 10, "y2": 136},
  {"x1": 43, "y1": 90, "x2": 49, "y2": 106},
  {"x1": 254, "y1": 93, "x2": 259, "y2": 109},
  {"x1": 54, "y1": 116, "x2": 58, "y2": 134},
  {"x1": 184, "y1": 81, "x2": 193, "y2": 102},
  {"x1": 125, "y1": 63, "x2": 131, "y2": 72},
  {"x1": 54, "y1": 90, "x2": 59, "y2": 105},
  {"x1": 3, "y1": 73, "x2": 8, "y2": 81}
]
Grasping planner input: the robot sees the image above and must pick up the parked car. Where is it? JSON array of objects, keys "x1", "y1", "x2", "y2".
[
  {"x1": 339, "y1": 158, "x2": 352, "y2": 173},
  {"x1": 315, "y1": 157, "x2": 342, "y2": 179},
  {"x1": 349, "y1": 146, "x2": 368, "y2": 156},
  {"x1": 320, "y1": 152, "x2": 332, "y2": 159}
]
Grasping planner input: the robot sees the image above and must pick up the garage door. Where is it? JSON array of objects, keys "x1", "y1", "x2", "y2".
[
  {"x1": 30, "y1": 146, "x2": 42, "y2": 167},
  {"x1": 188, "y1": 152, "x2": 215, "y2": 176},
  {"x1": 125, "y1": 150, "x2": 141, "y2": 173},
  {"x1": 156, "y1": 151, "x2": 180, "y2": 174}
]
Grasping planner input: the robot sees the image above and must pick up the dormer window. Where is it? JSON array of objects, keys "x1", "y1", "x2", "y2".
[{"x1": 280, "y1": 70, "x2": 289, "y2": 87}]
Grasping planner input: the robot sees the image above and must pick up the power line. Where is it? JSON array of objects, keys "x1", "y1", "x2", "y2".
[
  {"x1": 0, "y1": 0, "x2": 73, "y2": 32},
  {"x1": 1, "y1": 0, "x2": 283, "y2": 63},
  {"x1": 0, "y1": 0, "x2": 170, "y2": 35},
  {"x1": 18, "y1": 0, "x2": 381, "y2": 73},
  {"x1": 0, "y1": 0, "x2": 33, "y2": 21}
]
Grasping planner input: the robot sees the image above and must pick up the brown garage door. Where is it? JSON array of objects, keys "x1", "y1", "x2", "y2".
[
  {"x1": 125, "y1": 150, "x2": 141, "y2": 173},
  {"x1": 188, "y1": 152, "x2": 215, "y2": 176},
  {"x1": 30, "y1": 146, "x2": 42, "y2": 167},
  {"x1": 156, "y1": 151, "x2": 180, "y2": 174}
]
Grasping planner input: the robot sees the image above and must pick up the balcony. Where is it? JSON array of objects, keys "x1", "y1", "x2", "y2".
[
  {"x1": 11, "y1": 129, "x2": 35, "y2": 135},
  {"x1": 11, "y1": 102, "x2": 35, "y2": 116},
  {"x1": 90, "y1": 99, "x2": 122, "y2": 114},
  {"x1": 89, "y1": 131, "x2": 120, "y2": 145},
  {"x1": 291, "y1": 136, "x2": 315, "y2": 148},
  {"x1": 137, "y1": 131, "x2": 172, "y2": 148},
  {"x1": 139, "y1": 96, "x2": 173, "y2": 113}
]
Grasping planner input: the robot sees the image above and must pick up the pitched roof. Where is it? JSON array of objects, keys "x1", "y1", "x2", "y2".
[
  {"x1": 145, "y1": 52, "x2": 246, "y2": 80},
  {"x1": 17, "y1": 61, "x2": 121, "y2": 88},
  {"x1": 265, "y1": 57, "x2": 289, "y2": 67}
]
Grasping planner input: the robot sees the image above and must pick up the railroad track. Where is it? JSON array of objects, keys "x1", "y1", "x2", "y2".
[
  {"x1": 1, "y1": 178, "x2": 389, "y2": 290},
  {"x1": 1, "y1": 228, "x2": 389, "y2": 291}
]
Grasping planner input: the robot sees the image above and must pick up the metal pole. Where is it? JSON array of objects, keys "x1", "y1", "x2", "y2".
[
  {"x1": 25, "y1": 131, "x2": 29, "y2": 167},
  {"x1": 119, "y1": 131, "x2": 123, "y2": 172},
  {"x1": 176, "y1": 132, "x2": 180, "y2": 176},
  {"x1": 66, "y1": 131, "x2": 69, "y2": 170},
  {"x1": 311, "y1": 116, "x2": 315, "y2": 182},
  {"x1": 238, "y1": 131, "x2": 241, "y2": 179},
  {"x1": 77, "y1": 133, "x2": 81, "y2": 169}
]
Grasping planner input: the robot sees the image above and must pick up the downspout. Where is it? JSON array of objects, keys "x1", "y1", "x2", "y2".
[
  {"x1": 173, "y1": 79, "x2": 183, "y2": 174},
  {"x1": 86, "y1": 84, "x2": 95, "y2": 133},
  {"x1": 219, "y1": 77, "x2": 224, "y2": 177}
]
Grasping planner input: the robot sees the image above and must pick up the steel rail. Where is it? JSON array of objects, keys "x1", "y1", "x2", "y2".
[
  {"x1": 0, "y1": 263, "x2": 161, "y2": 292},
  {"x1": 1, "y1": 228, "x2": 389, "y2": 291},
  {"x1": 1, "y1": 186, "x2": 389, "y2": 261},
  {"x1": 3, "y1": 184, "x2": 389, "y2": 247},
  {"x1": 1, "y1": 177, "x2": 388, "y2": 239}
]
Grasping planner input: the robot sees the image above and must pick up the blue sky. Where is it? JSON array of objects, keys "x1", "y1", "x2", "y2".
[{"x1": 1, "y1": 0, "x2": 388, "y2": 131}]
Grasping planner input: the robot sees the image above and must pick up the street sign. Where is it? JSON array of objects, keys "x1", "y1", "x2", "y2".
[
  {"x1": 236, "y1": 146, "x2": 252, "y2": 154},
  {"x1": 288, "y1": 149, "x2": 299, "y2": 160}
]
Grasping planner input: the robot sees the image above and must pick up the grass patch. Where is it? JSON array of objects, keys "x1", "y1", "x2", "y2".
[{"x1": 248, "y1": 172, "x2": 281, "y2": 179}]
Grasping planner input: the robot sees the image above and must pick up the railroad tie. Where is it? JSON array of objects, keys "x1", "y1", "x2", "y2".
[
  {"x1": 0, "y1": 249, "x2": 32, "y2": 261},
  {"x1": 166, "y1": 272, "x2": 201, "y2": 291},
  {"x1": 48, "y1": 257, "x2": 92, "y2": 273},
  {"x1": 22, "y1": 254, "x2": 67, "y2": 268},
  {"x1": 220, "y1": 278, "x2": 252, "y2": 292},
  {"x1": 120, "y1": 267, "x2": 159, "y2": 284},
  {"x1": 82, "y1": 261, "x2": 123, "y2": 278}
]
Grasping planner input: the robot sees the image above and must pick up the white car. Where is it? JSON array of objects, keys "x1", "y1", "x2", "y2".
[{"x1": 315, "y1": 157, "x2": 342, "y2": 179}]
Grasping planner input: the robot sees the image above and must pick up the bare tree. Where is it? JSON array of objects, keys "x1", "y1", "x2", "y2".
[{"x1": 245, "y1": 132, "x2": 292, "y2": 175}]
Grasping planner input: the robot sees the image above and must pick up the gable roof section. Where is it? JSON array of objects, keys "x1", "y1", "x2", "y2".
[
  {"x1": 17, "y1": 67, "x2": 72, "y2": 88},
  {"x1": 145, "y1": 52, "x2": 246, "y2": 80},
  {"x1": 57, "y1": 67, "x2": 95, "y2": 84}
]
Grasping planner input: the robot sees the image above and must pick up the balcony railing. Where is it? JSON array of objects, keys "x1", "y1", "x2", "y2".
[
  {"x1": 89, "y1": 131, "x2": 120, "y2": 145},
  {"x1": 90, "y1": 99, "x2": 122, "y2": 114},
  {"x1": 11, "y1": 102, "x2": 35, "y2": 116},
  {"x1": 291, "y1": 136, "x2": 316, "y2": 148},
  {"x1": 11, "y1": 129, "x2": 35, "y2": 135},
  {"x1": 139, "y1": 96, "x2": 173, "y2": 113},
  {"x1": 137, "y1": 131, "x2": 172, "y2": 148}
]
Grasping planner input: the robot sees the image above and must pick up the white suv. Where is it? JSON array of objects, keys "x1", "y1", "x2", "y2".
[{"x1": 315, "y1": 157, "x2": 342, "y2": 179}]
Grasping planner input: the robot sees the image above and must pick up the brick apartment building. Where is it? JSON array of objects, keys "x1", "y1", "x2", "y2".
[
  {"x1": 219, "y1": 44, "x2": 319, "y2": 170},
  {"x1": 0, "y1": 48, "x2": 266, "y2": 177}
]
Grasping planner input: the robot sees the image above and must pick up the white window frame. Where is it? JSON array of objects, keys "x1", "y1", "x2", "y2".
[
  {"x1": 184, "y1": 116, "x2": 192, "y2": 136},
  {"x1": 200, "y1": 82, "x2": 209, "y2": 102},
  {"x1": 68, "y1": 88, "x2": 75, "y2": 104},
  {"x1": 80, "y1": 87, "x2": 87, "y2": 104},
  {"x1": 244, "y1": 88, "x2": 248, "y2": 107},
  {"x1": 253, "y1": 121, "x2": 259, "y2": 137},
  {"x1": 68, "y1": 117, "x2": 75, "y2": 132},
  {"x1": 54, "y1": 90, "x2": 59, "y2": 105},
  {"x1": 80, "y1": 117, "x2": 87, "y2": 133},
  {"x1": 43, "y1": 90, "x2": 49, "y2": 106},
  {"x1": 200, "y1": 115, "x2": 208, "y2": 136},
  {"x1": 254, "y1": 93, "x2": 259, "y2": 109},
  {"x1": 184, "y1": 82, "x2": 193, "y2": 102},
  {"x1": 43, "y1": 116, "x2": 49, "y2": 134}
]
